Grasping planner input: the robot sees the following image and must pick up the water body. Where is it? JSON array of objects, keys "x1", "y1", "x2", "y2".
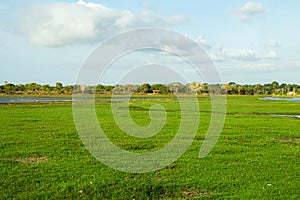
[
  {"x1": 261, "y1": 97, "x2": 300, "y2": 118},
  {"x1": 0, "y1": 96, "x2": 167, "y2": 103},
  {"x1": 266, "y1": 114, "x2": 300, "y2": 119},
  {"x1": 261, "y1": 97, "x2": 300, "y2": 102},
  {"x1": 0, "y1": 97, "x2": 72, "y2": 103},
  {"x1": 2, "y1": 96, "x2": 299, "y2": 103}
]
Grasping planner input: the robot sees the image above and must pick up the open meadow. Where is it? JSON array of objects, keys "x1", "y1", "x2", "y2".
[{"x1": 0, "y1": 95, "x2": 299, "y2": 199}]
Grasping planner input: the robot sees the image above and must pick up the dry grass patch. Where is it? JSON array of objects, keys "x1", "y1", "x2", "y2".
[
  {"x1": 15, "y1": 156, "x2": 48, "y2": 163},
  {"x1": 180, "y1": 188, "x2": 210, "y2": 198},
  {"x1": 276, "y1": 138, "x2": 300, "y2": 143}
]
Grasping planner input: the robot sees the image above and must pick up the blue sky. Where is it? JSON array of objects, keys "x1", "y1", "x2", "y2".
[{"x1": 0, "y1": 0, "x2": 299, "y2": 85}]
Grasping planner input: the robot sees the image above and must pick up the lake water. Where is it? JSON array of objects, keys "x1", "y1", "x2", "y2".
[
  {"x1": 1, "y1": 96, "x2": 299, "y2": 103},
  {"x1": 0, "y1": 97, "x2": 152, "y2": 103},
  {"x1": 260, "y1": 97, "x2": 300, "y2": 102},
  {"x1": 261, "y1": 97, "x2": 300, "y2": 119},
  {"x1": 266, "y1": 114, "x2": 300, "y2": 119},
  {"x1": 0, "y1": 97, "x2": 72, "y2": 103}
]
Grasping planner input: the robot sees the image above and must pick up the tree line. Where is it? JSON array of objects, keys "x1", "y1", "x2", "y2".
[{"x1": 1, "y1": 81, "x2": 299, "y2": 96}]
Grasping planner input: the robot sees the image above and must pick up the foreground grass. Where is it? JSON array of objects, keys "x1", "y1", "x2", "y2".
[{"x1": 0, "y1": 96, "x2": 299, "y2": 199}]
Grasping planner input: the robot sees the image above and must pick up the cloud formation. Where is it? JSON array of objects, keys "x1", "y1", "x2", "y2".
[
  {"x1": 22, "y1": 0, "x2": 188, "y2": 46},
  {"x1": 195, "y1": 35, "x2": 211, "y2": 49},
  {"x1": 164, "y1": 15, "x2": 189, "y2": 25},
  {"x1": 221, "y1": 48, "x2": 279, "y2": 61},
  {"x1": 240, "y1": 63, "x2": 276, "y2": 71},
  {"x1": 222, "y1": 48, "x2": 259, "y2": 61},
  {"x1": 234, "y1": 1, "x2": 266, "y2": 22},
  {"x1": 263, "y1": 51, "x2": 279, "y2": 59},
  {"x1": 265, "y1": 39, "x2": 280, "y2": 47},
  {"x1": 208, "y1": 54, "x2": 224, "y2": 62},
  {"x1": 219, "y1": 63, "x2": 276, "y2": 72}
]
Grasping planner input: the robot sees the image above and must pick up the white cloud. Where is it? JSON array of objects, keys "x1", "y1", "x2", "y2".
[
  {"x1": 265, "y1": 39, "x2": 280, "y2": 47},
  {"x1": 76, "y1": 0, "x2": 107, "y2": 10},
  {"x1": 141, "y1": 2, "x2": 156, "y2": 11},
  {"x1": 234, "y1": 2, "x2": 266, "y2": 22},
  {"x1": 263, "y1": 51, "x2": 279, "y2": 59},
  {"x1": 219, "y1": 63, "x2": 276, "y2": 72},
  {"x1": 240, "y1": 63, "x2": 276, "y2": 71},
  {"x1": 239, "y1": 2, "x2": 264, "y2": 14},
  {"x1": 164, "y1": 14, "x2": 189, "y2": 24},
  {"x1": 221, "y1": 48, "x2": 278, "y2": 61},
  {"x1": 222, "y1": 48, "x2": 259, "y2": 61},
  {"x1": 114, "y1": 11, "x2": 135, "y2": 28},
  {"x1": 208, "y1": 54, "x2": 225, "y2": 62},
  {"x1": 21, "y1": 0, "x2": 188, "y2": 46},
  {"x1": 23, "y1": 1, "x2": 120, "y2": 46},
  {"x1": 161, "y1": 44, "x2": 190, "y2": 56},
  {"x1": 195, "y1": 35, "x2": 211, "y2": 49}
]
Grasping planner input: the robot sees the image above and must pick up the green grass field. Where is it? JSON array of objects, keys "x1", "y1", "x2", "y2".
[{"x1": 0, "y1": 96, "x2": 299, "y2": 199}]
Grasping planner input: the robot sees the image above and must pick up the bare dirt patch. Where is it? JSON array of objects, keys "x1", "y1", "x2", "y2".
[
  {"x1": 276, "y1": 138, "x2": 300, "y2": 143},
  {"x1": 181, "y1": 188, "x2": 210, "y2": 198},
  {"x1": 15, "y1": 156, "x2": 48, "y2": 163}
]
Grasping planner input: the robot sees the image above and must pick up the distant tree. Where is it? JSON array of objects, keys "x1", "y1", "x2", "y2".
[
  {"x1": 113, "y1": 84, "x2": 137, "y2": 94},
  {"x1": 295, "y1": 85, "x2": 300, "y2": 94},
  {"x1": 221, "y1": 84, "x2": 231, "y2": 94},
  {"x1": 72, "y1": 85, "x2": 82, "y2": 94},
  {"x1": 228, "y1": 82, "x2": 238, "y2": 94},
  {"x1": 189, "y1": 82, "x2": 202, "y2": 95},
  {"x1": 1, "y1": 81, "x2": 300, "y2": 96},
  {"x1": 150, "y1": 84, "x2": 171, "y2": 94},
  {"x1": 25, "y1": 82, "x2": 41, "y2": 93},
  {"x1": 15, "y1": 84, "x2": 25, "y2": 94},
  {"x1": 253, "y1": 84, "x2": 263, "y2": 95},
  {"x1": 246, "y1": 85, "x2": 254, "y2": 95},
  {"x1": 40, "y1": 84, "x2": 53, "y2": 94},
  {"x1": 263, "y1": 83, "x2": 272, "y2": 95},
  {"x1": 279, "y1": 83, "x2": 287, "y2": 95},
  {"x1": 237, "y1": 85, "x2": 245, "y2": 95},
  {"x1": 55, "y1": 82, "x2": 64, "y2": 94},
  {"x1": 104, "y1": 85, "x2": 114, "y2": 93},
  {"x1": 0, "y1": 84, "x2": 4, "y2": 93},
  {"x1": 63, "y1": 85, "x2": 73, "y2": 94},
  {"x1": 271, "y1": 81, "x2": 280, "y2": 95},
  {"x1": 4, "y1": 82, "x2": 16, "y2": 94},
  {"x1": 78, "y1": 85, "x2": 96, "y2": 94},
  {"x1": 209, "y1": 84, "x2": 225, "y2": 94},
  {"x1": 96, "y1": 84, "x2": 105, "y2": 93},
  {"x1": 136, "y1": 83, "x2": 151, "y2": 94}
]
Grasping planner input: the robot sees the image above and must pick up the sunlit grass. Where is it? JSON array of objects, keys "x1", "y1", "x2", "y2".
[{"x1": 0, "y1": 96, "x2": 299, "y2": 199}]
